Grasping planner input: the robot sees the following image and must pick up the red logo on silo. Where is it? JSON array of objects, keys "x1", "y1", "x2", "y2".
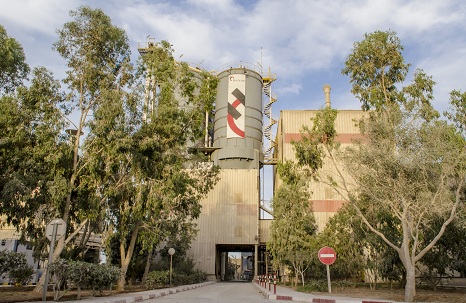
[{"x1": 227, "y1": 88, "x2": 245, "y2": 138}]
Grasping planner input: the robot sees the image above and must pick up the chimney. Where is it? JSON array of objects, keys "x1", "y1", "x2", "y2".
[{"x1": 323, "y1": 84, "x2": 331, "y2": 108}]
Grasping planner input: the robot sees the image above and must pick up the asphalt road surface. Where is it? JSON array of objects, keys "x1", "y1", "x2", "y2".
[{"x1": 145, "y1": 282, "x2": 272, "y2": 303}]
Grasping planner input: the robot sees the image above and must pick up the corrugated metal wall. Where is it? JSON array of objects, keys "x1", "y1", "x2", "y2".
[
  {"x1": 259, "y1": 220, "x2": 272, "y2": 244},
  {"x1": 275, "y1": 110, "x2": 366, "y2": 231},
  {"x1": 188, "y1": 169, "x2": 260, "y2": 276},
  {"x1": 188, "y1": 109, "x2": 365, "y2": 277}
]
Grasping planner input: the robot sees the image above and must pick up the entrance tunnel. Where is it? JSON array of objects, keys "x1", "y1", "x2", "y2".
[{"x1": 215, "y1": 244, "x2": 273, "y2": 281}]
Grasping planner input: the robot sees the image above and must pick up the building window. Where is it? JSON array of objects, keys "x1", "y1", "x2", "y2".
[{"x1": 1, "y1": 240, "x2": 6, "y2": 246}]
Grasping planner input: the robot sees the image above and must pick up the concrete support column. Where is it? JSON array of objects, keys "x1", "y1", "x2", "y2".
[
  {"x1": 254, "y1": 244, "x2": 258, "y2": 277},
  {"x1": 220, "y1": 252, "x2": 226, "y2": 281}
]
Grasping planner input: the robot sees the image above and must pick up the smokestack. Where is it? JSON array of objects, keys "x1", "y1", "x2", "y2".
[{"x1": 323, "y1": 84, "x2": 331, "y2": 108}]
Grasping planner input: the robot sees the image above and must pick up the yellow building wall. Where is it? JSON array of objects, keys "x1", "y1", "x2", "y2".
[{"x1": 275, "y1": 110, "x2": 366, "y2": 231}]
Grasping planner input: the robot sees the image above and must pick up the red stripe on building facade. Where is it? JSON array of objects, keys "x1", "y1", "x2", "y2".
[
  {"x1": 284, "y1": 133, "x2": 366, "y2": 144},
  {"x1": 311, "y1": 200, "x2": 346, "y2": 212}
]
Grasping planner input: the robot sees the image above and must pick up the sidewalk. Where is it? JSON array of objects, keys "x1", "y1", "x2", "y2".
[
  {"x1": 21, "y1": 281, "x2": 215, "y2": 303},
  {"x1": 253, "y1": 281, "x2": 403, "y2": 303}
]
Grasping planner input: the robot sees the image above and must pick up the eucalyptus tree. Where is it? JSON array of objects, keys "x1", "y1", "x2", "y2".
[
  {"x1": 86, "y1": 40, "x2": 219, "y2": 290},
  {"x1": 0, "y1": 24, "x2": 29, "y2": 93},
  {"x1": 445, "y1": 89, "x2": 466, "y2": 137},
  {"x1": 268, "y1": 161, "x2": 318, "y2": 286},
  {"x1": 0, "y1": 66, "x2": 68, "y2": 247},
  {"x1": 27, "y1": 6, "x2": 134, "y2": 292},
  {"x1": 293, "y1": 30, "x2": 466, "y2": 302},
  {"x1": 0, "y1": 23, "x2": 88, "y2": 269}
]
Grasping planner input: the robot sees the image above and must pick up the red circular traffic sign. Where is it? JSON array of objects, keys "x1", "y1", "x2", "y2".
[{"x1": 318, "y1": 246, "x2": 336, "y2": 265}]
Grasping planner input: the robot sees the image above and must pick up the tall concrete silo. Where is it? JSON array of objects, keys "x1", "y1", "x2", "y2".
[{"x1": 211, "y1": 67, "x2": 263, "y2": 169}]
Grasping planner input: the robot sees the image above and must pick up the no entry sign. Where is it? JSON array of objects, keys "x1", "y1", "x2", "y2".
[{"x1": 318, "y1": 246, "x2": 336, "y2": 265}]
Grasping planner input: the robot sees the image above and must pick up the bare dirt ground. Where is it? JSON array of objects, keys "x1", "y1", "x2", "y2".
[
  {"x1": 1, "y1": 284, "x2": 466, "y2": 302},
  {"x1": 305, "y1": 285, "x2": 466, "y2": 303},
  {"x1": 0, "y1": 285, "x2": 148, "y2": 303}
]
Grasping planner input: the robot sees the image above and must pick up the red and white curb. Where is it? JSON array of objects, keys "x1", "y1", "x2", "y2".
[{"x1": 254, "y1": 282, "x2": 397, "y2": 303}]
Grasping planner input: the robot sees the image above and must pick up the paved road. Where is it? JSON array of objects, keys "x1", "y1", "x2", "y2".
[{"x1": 144, "y1": 282, "x2": 272, "y2": 303}]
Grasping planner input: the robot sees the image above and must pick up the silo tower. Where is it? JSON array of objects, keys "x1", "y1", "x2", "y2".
[{"x1": 211, "y1": 65, "x2": 264, "y2": 169}]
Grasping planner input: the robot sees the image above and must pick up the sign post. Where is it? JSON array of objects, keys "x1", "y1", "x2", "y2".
[
  {"x1": 42, "y1": 219, "x2": 66, "y2": 302},
  {"x1": 318, "y1": 246, "x2": 336, "y2": 293},
  {"x1": 168, "y1": 248, "x2": 175, "y2": 287}
]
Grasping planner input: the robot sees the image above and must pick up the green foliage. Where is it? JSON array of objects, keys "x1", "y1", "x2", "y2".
[
  {"x1": 0, "y1": 250, "x2": 13, "y2": 279},
  {"x1": 0, "y1": 67, "x2": 68, "y2": 246},
  {"x1": 174, "y1": 271, "x2": 206, "y2": 285},
  {"x1": 1, "y1": 5, "x2": 218, "y2": 293},
  {"x1": 145, "y1": 270, "x2": 207, "y2": 289},
  {"x1": 2, "y1": 10, "x2": 219, "y2": 292},
  {"x1": 445, "y1": 89, "x2": 466, "y2": 137},
  {"x1": 0, "y1": 251, "x2": 33, "y2": 284},
  {"x1": 49, "y1": 258, "x2": 69, "y2": 300},
  {"x1": 316, "y1": 204, "x2": 365, "y2": 280},
  {"x1": 53, "y1": 6, "x2": 132, "y2": 97},
  {"x1": 342, "y1": 30, "x2": 409, "y2": 111},
  {"x1": 87, "y1": 263, "x2": 120, "y2": 295},
  {"x1": 86, "y1": 32, "x2": 219, "y2": 290},
  {"x1": 293, "y1": 107, "x2": 338, "y2": 173},
  {"x1": 0, "y1": 24, "x2": 29, "y2": 93},
  {"x1": 268, "y1": 161, "x2": 318, "y2": 286},
  {"x1": 145, "y1": 270, "x2": 169, "y2": 289},
  {"x1": 49, "y1": 259, "x2": 120, "y2": 300},
  {"x1": 418, "y1": 215, "x2": 466, "y2": 290},
  {"x1": 268, "y1": 177, "x2": 316, "y2": 265},
  {"x1": 9, "y1": 263, "x2": 34, "y2": 285},
  {"x1": 66, "y1": 260, "x2": 91, "y2": 298},
  {"x1": 145, "y1": 255, "x2": 207, "y2": 289},
  {"x1": 294, "y1": 29, "x2": 466, "y2": 302}
]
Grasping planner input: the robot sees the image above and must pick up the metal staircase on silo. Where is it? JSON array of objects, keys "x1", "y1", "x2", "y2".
[{"x1": 262, "y1": 70, "x2": 277, "y2": 163}]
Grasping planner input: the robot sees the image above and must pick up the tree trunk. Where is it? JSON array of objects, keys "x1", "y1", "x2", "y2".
[
  {"x1": 33, "y1": 137, "x2": 80, "y2": 293},
  {"x1": 117, "y1": 222, "x2": 141, "y2": 291},
  {"x1": 300, "y1": 270, "x2": 305, "y2": 287},
  {"x1": 142, "y1": 248, "x2": 154, "y2": 285},
  {"x1": 404, "y1": 262, "x2": 416, "y2": 302},
  {"x1": 117, "y1": 266, "x2": 128, "y2": 291}
]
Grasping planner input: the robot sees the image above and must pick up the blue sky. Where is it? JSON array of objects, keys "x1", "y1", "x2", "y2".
[
  {"x1": 2, "y1": 0, "x2": 466, "y2": 202},
  {"x1": 2, "y1": 0, "x2": 465, "y2": 115}
]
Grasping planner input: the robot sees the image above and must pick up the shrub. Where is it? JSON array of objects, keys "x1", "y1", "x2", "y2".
[
  {"x1": 87, "y1": 263, "x2": 120, "y2": 295},
  {"x1": 49, "y1": 259, "x2": 120, "y2": 299},
  {"x1": 190, "y1": 271, "x2": 207, "y2": 283},
  {"x1": 67, "y1": 261, "x2": 92, "y2": 299},
  {"x1": 49, "y1": 259, "x2": 70, "y2": 301},
  {"x1": 145, "y1": 270, "x2": 169, "y2": 289},
  {"x1": 9, "y1": 263, "x2": 34, "y2": 285},
  {"x1": 171, "y1": 272, "x2": 189, "y2": 285},
  {"x1": 0, "y1": 250, "x2": 11, "y2": 279},
  {"x1": 0, "y1": 251, "x2": 33, "y2": 284}
]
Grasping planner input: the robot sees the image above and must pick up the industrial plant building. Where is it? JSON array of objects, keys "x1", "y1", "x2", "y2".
[
  {"x1": 0, "y1": 42, "x2": 365, "y2": 283},
  {"x1": 186, "y1": 63, "x2": 365, "y2": 281}
]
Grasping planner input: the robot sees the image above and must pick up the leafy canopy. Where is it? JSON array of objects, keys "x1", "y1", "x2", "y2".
[{"x1": 0, "y1": 25, "x2": 29, "y2": 93}]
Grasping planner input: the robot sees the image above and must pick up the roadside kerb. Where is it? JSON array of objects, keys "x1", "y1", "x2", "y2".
[
  {"x1": 253, "y1": 281, "x2": 402, "y2": 303},
  {"x1": 20, "y1": 281, "x2": 215, "y2": 303}
]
